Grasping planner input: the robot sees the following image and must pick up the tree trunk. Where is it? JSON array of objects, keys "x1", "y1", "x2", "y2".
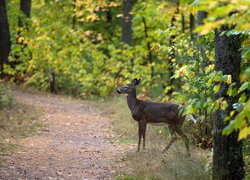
[
  {"x1": 213, "y1": 25, "x2": 245, "y2": 180},
  {"x1": 196, "y1": 11, "x2": 208, "y2": 68},
  {"x1": 181, "y1": 13, "x2": 185, "y2": 33},
  {"x1": 0, "y1": 0, "x2": 11, "y2": 78},
  {"x1": 19, "y1": 0, "x2": 31, "y2": 27},
  {"x1": 197, "y1": 11, "x2": 207, "y2": 26},
  {"x1": 14, "y1": 0, "x2": 31, "y2": 67},
  {"x1": 189, "y1": 13, "x2": 195, "y2": 41},
  {"x1": 72, "y1": 0, "x2": 76, "y2": 29},
  {"x1": 49, "y1": 68, "x2": 56, "y2": 93},
  {"x1": 122, "y1": 0, "x2": 134, "y2": 45}
]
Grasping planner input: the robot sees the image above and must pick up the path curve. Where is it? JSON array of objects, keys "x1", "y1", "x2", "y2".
[{"x1": 0, "y1": 89, "x2": 128, "y2": 180}]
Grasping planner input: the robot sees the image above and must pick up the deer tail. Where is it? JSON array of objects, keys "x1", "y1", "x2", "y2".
[{"x1": 189, "y1": 114, "x2": 198, "y2": 123}]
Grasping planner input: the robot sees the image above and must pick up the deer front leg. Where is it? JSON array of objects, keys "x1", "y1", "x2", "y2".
[
  {"x1": 142, "y1": 122, "x2": 147, "y2": 150},
  {"x1": 137, "y1": 121, "x2": 143, "y2": 152},
  {"x1": 137, "y1": 121, "x2": 147, "y2": 152},
  {"x1": 137, "y1": 121, "x2": 146, "y2": 152}
]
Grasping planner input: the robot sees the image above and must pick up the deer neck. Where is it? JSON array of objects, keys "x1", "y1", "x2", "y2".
[{"x1": 127, "y1": 89, "x2": 139, "y2": 111}]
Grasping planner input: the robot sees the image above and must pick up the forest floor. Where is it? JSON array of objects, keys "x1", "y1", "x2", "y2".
[
  {"x1": 0, "y1": 88, "x2": 134, "y2": 180},
  {"x1": 0, "y1": 88, "x2": 211, "y2": 180}
]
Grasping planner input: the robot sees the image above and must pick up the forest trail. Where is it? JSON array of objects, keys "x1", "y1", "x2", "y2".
[{"x1": 0, "y1": 89, "x2": 130, "y2": 180}]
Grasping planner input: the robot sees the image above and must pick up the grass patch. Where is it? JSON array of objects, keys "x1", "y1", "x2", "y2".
[
  {"x1": 0, "y1": 83, "x2": 14, "y2": 109},
  {"x1": 0, "y1": 84, "x2": 44, "y2": 164},
  {"x1": 98, "y1": 96, "x2": 211, "y2": 179},
  {"x1": 112, "y1": 143, "x2": 210, "y2": 180}
]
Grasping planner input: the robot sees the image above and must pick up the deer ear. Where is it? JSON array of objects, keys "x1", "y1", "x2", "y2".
[
  {"x1": 132, "y1": 78, "x2": 141, "y2": 86},
  {"x1": 136, "y1": 79, "x2": 141, "y2": 85},
  {"x1": 131, "y1": 79, "x2": 137, "y2": 86}
]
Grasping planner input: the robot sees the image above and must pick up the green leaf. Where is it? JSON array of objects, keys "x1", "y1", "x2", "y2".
[
  {"x1": 227, "y1": 84, "x2": 237, "y2": 97},
  {"x1": 180, "y1": 0, "x2": 194, "y2": 4},
  {"x1": 222, "y1": 120, "x2": 235, "y2": 135},
  {"x1": 221, "y1": 100, "x2": 228, "y2": 110},
  {"x1": 239, "y1": 93, "x2": 247, "y2": 103},
  {"x1": 213, "y1": 84, "x2": 221, "y2": 93},
  {"x1": 185, "y1": 105, "x2": 196, "y2": 114},
  {"x1": 234, "y1": 114, "x2": 245, "y2": 130},
  {"x1": 239, "y1": 82, "x2": 250, "y2": 92},
  {"x1": 195, "y1": 101, "x2": 202, "y2": 109}
]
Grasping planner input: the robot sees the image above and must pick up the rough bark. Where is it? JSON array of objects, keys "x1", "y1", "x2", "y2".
[
  {"x1": 213, "y1": 25, "x2": 245, "y2": 180},
  {"x1": 0, "y1": 0, "x2": 11, "y2": 77},
  {"x1": 122, "y1": 0, "x2": 134, "y2": 45}
]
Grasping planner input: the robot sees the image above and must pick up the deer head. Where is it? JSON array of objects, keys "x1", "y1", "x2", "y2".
[{"x1": 117, "y1": 78, "x2": 141, "y2": 94}]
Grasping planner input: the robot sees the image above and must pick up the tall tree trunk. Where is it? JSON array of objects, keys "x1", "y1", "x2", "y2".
[
  {"x1": 72, "y1": 0, "x2": 76, "y2": 29},
  {"x1": 14, "y1": 0, "x2": 31, "y2": 68},
  {"x1": 197, "y1": 11, "x2": 207, "y2": 27},
  {"x1": 0, "y1": 0, "x2": 11, "y2": 78},
  {"x1": 122, "y1": 0, "x2": 134, "y2": 45},
  {"x1": 49, "y1": 68, "x2": 56, "y2": 93},
  {"x1": 181, "y1": 13, "x2": 185, "y2": 33},
  {"x1": 213, "y1": 25, "x2": 245, "y2": 180},
  {"x1": 189, "y1": 13, "x2": 195, "y2": 41},
  {"x1": 19, "y1": 0, "x2": 31, "y2": 27},
  {"x1": 106, "y1": 7, "x2": 112, "y2": 22},
  {"x1": 196, "y1": 11, "x2": 208, "y2": 68}
]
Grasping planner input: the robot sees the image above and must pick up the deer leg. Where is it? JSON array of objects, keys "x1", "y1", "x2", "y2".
[
  {"x1": 176, "y1": 129, "x2": 190, "y2": 154},
  {"x1": 142, "y1": 123, "x2": 147, "y2": 150},
  {"x1": 163, "y1": 128, "x2": 177, "y2": 152},
  {"x1": 137, "y1": 121, "x2": 143, "y2": 152}
]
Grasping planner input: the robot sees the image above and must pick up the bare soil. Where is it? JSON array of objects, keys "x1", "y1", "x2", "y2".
[{"x1": 0, "y1": 89, "x2": 131, "y2": 180}]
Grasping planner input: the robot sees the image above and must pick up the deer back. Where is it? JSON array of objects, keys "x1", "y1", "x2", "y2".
[{"x1": 132, "y1": 100, "x2": 184, "y2": 128}]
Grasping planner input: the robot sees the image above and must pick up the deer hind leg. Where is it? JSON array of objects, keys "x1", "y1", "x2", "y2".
[
  {"x1": 176, "y1": 129, "x2": 190, "y2": 154},
  {"x1": 163, "y1": 128, "x2": 177, "y2": 152}
]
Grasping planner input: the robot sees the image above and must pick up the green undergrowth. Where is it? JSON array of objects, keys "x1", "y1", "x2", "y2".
[
  {"x1": 97, "y1": 95, "x2": 211, "y2": 179},
  {"x1": 0, "y1": 84, "x2": 44, "y2": 164}
]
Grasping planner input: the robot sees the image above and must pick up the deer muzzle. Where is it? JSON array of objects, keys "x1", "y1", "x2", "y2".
[{"x1": 117, "y1": 89, "x2": 122, "y2": 94}]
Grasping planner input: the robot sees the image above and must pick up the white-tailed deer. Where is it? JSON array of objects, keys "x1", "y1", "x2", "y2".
[{"x1": 117, "y1": 78, "x2": 197, "y2": 153}]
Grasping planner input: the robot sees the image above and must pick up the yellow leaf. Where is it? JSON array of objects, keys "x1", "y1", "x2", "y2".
[
  {"x1": 227, "y1": 75, "x2": 232, "y2": 84},
  {"x1": 238, "y1": 126, "x2": 249, "y2": 141},
  {"x1": 171, "y1": 58, "x2": 176, "y2": 63},
  {"x1": 18, "y1": 37, "x2": 24, "y2": 43},
  {"x1": 230, "y1": 110, "x2": 235, "y2": 117}
]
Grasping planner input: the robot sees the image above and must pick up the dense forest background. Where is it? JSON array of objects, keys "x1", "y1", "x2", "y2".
[{"x1": 0, "y1": 0, "x2": 249, "y2": 179}]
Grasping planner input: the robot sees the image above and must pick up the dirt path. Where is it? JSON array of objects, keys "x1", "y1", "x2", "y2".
[{"x1": 0, "y1": 89, "x2": 129, "y2": 180}]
